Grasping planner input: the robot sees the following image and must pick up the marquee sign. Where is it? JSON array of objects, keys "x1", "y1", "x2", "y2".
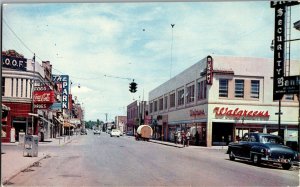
[
  {"x1": 206, "y1": 56, "x2": 213, "y2": 85},
  {"x1": 213, "y1": 107, "x2": 270, "y2": 119},
  {"x1": 2, "y1": 55, "x2": 27, "y2": 71}
]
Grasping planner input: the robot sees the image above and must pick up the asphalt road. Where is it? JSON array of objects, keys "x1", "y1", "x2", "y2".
[{"x1": 6, "y1": 131, "x2": 300, "y2": 186}]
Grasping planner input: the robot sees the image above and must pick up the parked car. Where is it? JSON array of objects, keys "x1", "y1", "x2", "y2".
[
  {"x1": 110, "y1": 129, "x2": 121, "y2": 137},
  {"x1": 93, "y1": 130, "x2": 101, "y2": 135},
  {"x1": 227, "y1": 133, "x2": 299, "y2": 170},
  {"x1": 80, "y1": 129, "x2": 87, "y2": 135}
]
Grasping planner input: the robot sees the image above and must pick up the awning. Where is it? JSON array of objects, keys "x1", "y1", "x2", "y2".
[
  {"x1": 63, "y1": 122, "x2": 75, "y2": 128},
  {"x1": 54, "y1": 117, "x2": 63, "y2": 125},
  {"x1": 2, "y1": 104, "x2": 10, "y2": 111},
  {"x1": 28, "y1": 113, "x2": 54, "y2": 126}
]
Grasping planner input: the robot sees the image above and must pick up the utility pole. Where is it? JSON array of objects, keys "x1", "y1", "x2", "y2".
[{"x1": 170, "y1": 24, "x2": 175, "y2": 79}]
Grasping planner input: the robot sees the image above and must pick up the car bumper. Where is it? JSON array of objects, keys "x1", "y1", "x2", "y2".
[{"x1": 261, "y1": 156, "x2": 296, "y2": 164}]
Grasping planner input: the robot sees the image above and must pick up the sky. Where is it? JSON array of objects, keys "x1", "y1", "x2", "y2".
[{"x1": 2, "y1": 1, "x2": 300, "y2": 122}]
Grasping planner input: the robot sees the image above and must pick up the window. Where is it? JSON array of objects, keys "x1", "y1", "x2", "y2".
[
  {"x1": 159, "y1": 98, "x2": 163, "y2": 111},
  {"x1": 203, "y1": 81, "x2": 206, "y2": 99},
  {"x1": 2, "y1": 77, "x2": 5, "y2": 96},
  {"x1": 219, "y1": 79, "x2": 228, "y2": 97},
  {"x1": 235, "y1": 79, "x2": 244, "y2": 98},
  {"x1": 251, "y1": 80, "x2": 259, "y2": 99},
  {"x1": 186, "y1": 84, "x2": 195, "y2": 103},
  {"x1": 154, "y1": 101, "x2": 158, "y2": 112},
  {"x1": 170, "y1": 93, "x2": 175, "y2": 108},
  {"x1": 177, "y1": 89, "x2": 184, "y2": 106},
  {"x1": 150, "y1": 102, "x2": 153, "y2": 113},
  {"x1": 164, "y1": 96, "x2": 168, "y2": 110}
]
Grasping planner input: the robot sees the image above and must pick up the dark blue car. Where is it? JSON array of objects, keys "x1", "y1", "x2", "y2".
[{"x1": 226, "y1": 133, "x2": 299, "y2": 170}]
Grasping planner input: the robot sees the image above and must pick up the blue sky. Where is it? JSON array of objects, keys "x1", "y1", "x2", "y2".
[{"x1": 2, "y1": 2, "x2": 300, "y2": 121}]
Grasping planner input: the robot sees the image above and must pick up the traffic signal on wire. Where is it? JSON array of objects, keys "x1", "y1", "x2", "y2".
[{"x1": 129, "y1": 80, "x2": 137, "y2": 93}]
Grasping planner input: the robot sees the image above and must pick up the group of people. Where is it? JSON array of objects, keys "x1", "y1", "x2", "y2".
[{"x1": 174, "y1": 130, "x2": 191, "y2": 147}]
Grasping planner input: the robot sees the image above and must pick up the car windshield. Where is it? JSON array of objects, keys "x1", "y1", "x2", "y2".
[{"x1": 261, "y1": 136, "x2": 282, "y2": 144}]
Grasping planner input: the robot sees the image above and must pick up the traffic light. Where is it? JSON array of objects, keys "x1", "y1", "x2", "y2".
[{"x1": 129, "y1": 80, "x2": 137, "y2": 93}]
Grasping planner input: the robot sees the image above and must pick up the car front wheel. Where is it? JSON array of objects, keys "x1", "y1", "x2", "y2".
[
  {"x1": 252, "y1": 154, "x2": 261, "y2": 165},
  {"x1": 229, "y1": 150, "x2": 235, "y2": 161},
  {"x1": 282, "y1": 163, "x2": 292, "y2": 170}
]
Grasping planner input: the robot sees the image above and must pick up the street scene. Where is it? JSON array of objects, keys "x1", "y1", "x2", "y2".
[
  {"x1": 1, "y1": 1, "x2": 300, "y2": 187},
  {"x1": 2, "y1": 132, "x2": 300, "y2": 186}
]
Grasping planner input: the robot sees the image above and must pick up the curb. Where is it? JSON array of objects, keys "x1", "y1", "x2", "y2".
[
  {"x1": 2, "y1": 153, "x2": 50, "y2": 185},
  {"x1": 149, "y1": 140, "x2": 184, "y2": 148}
]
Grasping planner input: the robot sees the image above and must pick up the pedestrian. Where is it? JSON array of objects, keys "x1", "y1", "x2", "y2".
[
  {"x1": 182, "y1": 131, "x2": 186, "y2": 147},
  {"x1": 177, "y1": 131, "x2": 182, "y2": 144},
  {"x1": 186, "y1": 131, "x2": 191, "y2": 147},
  {"x1": 195, "y1": 131, "x2": 199, "y2": 146},
  {"x1": 174, "y1": 131, "x2": 178, "y2": 144}
]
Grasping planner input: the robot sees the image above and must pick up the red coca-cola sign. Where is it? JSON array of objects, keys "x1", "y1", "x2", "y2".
[{"x1": 33, "y1": 91, "x2": 55, "y2": 104}]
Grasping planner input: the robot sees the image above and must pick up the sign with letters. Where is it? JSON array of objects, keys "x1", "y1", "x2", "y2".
[
  {"x1": 52, "y1": 74, "x2": 69, "y2": 109},
  {"x1": 2, "y1": 55, "x2": 27, "y2": 71},
  {"x1": 272, "y1": 2, "x2": 286, "y2": 100},
  {"x1": 206, "y1": 56, "x2": 213, "y2": 85}
]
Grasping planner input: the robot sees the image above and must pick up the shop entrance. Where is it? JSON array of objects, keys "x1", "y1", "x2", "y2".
[
  {"x1": 212, "y1": 122, "x2": 233, "y2": 145},
  {"x1": 12, "y1": 119, "x2": 27, "y2": 142}
]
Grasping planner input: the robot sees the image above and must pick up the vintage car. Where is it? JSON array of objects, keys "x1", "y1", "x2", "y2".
[{"x1": 226, "y1": 133, "x2": 299, "y2": 170}]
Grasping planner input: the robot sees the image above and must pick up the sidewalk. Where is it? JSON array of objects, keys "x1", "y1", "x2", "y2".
[
  {"x1": 149, "y1": 139, "x2": 228, "y2": 150},
  {"x1": 1, "y1": 135, "x2": 78, "y2": 185}
]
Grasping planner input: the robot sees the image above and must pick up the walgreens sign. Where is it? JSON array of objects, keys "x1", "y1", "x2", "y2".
[{"x1": 213, "y1": 107, "x2": 270, "y2": 119}]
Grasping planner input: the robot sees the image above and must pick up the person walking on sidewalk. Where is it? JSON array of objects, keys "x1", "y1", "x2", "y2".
[
  {"x1": 186, "y1": 131, "x2": 191, "y2": 147},
  {"x1": 174, "y1": 131, "x2": 178, "y2": 144},
  {"x1": 182, "y1": 131, "x2": 186, "y2": 147}
]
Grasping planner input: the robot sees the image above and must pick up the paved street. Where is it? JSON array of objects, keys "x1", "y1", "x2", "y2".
[{"x1": 4, "y1": 131, "x2": 299, "y2": 187}]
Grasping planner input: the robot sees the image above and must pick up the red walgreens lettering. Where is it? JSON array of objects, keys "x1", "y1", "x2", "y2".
[{"x1": 213, "y1": 107, "x2": 270, "y2": 118}]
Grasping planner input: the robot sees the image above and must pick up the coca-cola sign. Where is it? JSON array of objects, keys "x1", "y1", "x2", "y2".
[{"x1": 33, "y1": 91, "x2": 55, "y2": 104}]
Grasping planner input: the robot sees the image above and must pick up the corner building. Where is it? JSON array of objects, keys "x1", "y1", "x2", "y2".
[{"x1": 149, "y1": 55, "x2": 299, "y2": 147}]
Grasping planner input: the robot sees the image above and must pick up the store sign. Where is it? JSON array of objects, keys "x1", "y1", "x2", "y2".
[
  {"x1": 272, "y1": 3, "x2": 286, "y2": 100},
  {"x1": 282, "y1": 76, "x2": 300, "y2": 94},
  {"x1": 34, "y1": 104, "x2": 52, "y2": 109},
  {"x1": 52, "y1": 74, "x2": 69, "y2": 109},
  {"x1": 213, "y1": 107, "x2": 270, "y2": 119},
  {"x1": 270, "y1": 1, "x2": 300, "y2": 8},
  {"x1": 206, "y1": 56, "x2": 213, "y2": 85},
  {"x1": 2, "y1": 55, "x2": 27, "y2": 71},
  {"x1": 33, "y1": 91, "x2": 55, "y2": 104},
  {"x1": 34, "y1": 85, "x2": 51, "y2": 92},
  {"x1": 190, "y1": 109, "x2": 206, "y2": 117}
]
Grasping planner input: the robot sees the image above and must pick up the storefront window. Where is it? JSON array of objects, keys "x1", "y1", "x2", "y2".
[
  {"x1": 154, "y1": 100, "x2": 157, "y2": 112},
  {"x1": 219, "y1": 79, "x2": 228, "y2": 97}
]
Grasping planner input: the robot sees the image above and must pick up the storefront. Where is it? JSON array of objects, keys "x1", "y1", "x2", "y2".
[{"x1": 149, "y1": 55, "x2": 299, "y2": 147}]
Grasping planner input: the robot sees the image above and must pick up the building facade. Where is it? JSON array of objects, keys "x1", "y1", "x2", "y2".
[{"x1": 149, "y1": 55, "x2": 299, "y2": 147}]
